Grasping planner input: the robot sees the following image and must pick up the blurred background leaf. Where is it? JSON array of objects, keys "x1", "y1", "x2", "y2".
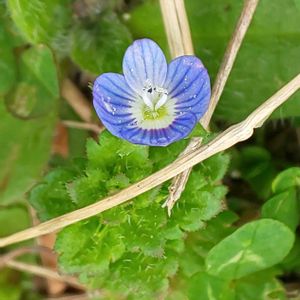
[
  {"x1": 5, "y1": 45, "x2": 59, "y2": 118},
  {"x1": 7, "y1": 0, "x2": 73, "y2": 55},
  {"x1": 0, "y1": 204, "x2": 30, "y2": 237},
  {"x1": 71, "y1": 12, "x2": 132, "y2": 74},
  {"x1": 0, "y1": 101, "x2": 57, "y2": 204}
]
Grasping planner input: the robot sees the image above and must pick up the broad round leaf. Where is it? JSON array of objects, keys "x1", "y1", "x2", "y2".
[
  {"x1": 262, "y1": 190, "x2": 299, "y2": 231},
  {"x1": 272, "y1": 167, "x2": 300, "y2": 193},
  {"x1": 205, "y1": 219, "x2": 295, "y2": 279},
  {"x1": 188, "y1": 272, "x2": 234, "y2": 300}
]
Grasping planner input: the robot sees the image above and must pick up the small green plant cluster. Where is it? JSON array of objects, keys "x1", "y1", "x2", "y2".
[{"x1": 29, "y1": 130, "x2": 230, "y2": 299}]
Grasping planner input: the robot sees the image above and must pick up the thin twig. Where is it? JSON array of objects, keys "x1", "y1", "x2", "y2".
[
  {"x1": 159, "y1": 0, "x2": 194, "y2": 57},
  {"x1": 4, "y1": 259, "x2": 85, "y2": 290},
  {"x1": 62, "y1": 120, "x2": 104, "y2": 134},
  {"x1": 164, "y1": 0, "x2": 260, "y2": 214},
  {"x1": 62, "y1": 79, "x2": 93, "y2": 123},
  {"x1": 0, "y1": 246, "x2": 84, "y2": 290},
  {"x1": 202, "y1": 0, "x2": 260, "y2": 126},
  {"x1": 29, "y1": 206, "x2": 67, "y2": 296},
  {"x1": 0, "y1": 246, "x2": 53, "y2": 267},
  {"x1": 0, "y1": 73, "x2": 299, "y2": 248}
]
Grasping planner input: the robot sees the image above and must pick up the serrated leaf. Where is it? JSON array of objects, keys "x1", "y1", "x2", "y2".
[
  {"x1": 201, "y1": 153, "x2": 230, "y2": 183},
  {"x1": 206, "y1": 219, "x2": 295, "y2": 279},
  {"x1": 71, "y1": 12, "x2": 132, "y2": 75},
  {"x1": 56, "y1": 218, "x2": 125, "y2": 275},
  {"x1": 29, "y1": 168, "x2": 77, "y2": 221},
  {"x1": 30, "y1": 128, "x2": 230, "y2": 299},
  {"x1": 262, "y1": 189, "x2": 299, "y2": 231}
]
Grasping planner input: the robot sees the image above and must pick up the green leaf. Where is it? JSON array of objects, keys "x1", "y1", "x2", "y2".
[
  {"x1": 294, "y1": 0, "x2": 300, "y2": 10},
  {"x1": 71, "y1": 12, "x2": 132, "y2": 75},
  {"x1": 31, "y1": 130, "x2": 230, "y2": 299},
  {"x1": 235, "y1": 270, "x2": 286, "y2": 300},
  {"x1": 0, "y1": 205, "x2": 30, "y2": 237},
  {"x1": 0, "y1": 270, "x2": 22, "y2": 300},
  {"x1": 29, "y1": 167, "x2": 78, "y2": 221},
  {"x1": 281, "y1": 237, "x2": 300, "y2": 273},
  {"x1": 205, "y1": 219, "x2": 295, "y2": 279},
  {"x1": 0, "y1": 100, "x2": 57, "y2": 204},
  {"x1": 56, "y1": 218, "x2": 125, "y2": 275},
  {"x1": 188, "y1": 272, "x2": 234, "y2": 300},
  {"x1": 126, "y1": 0, "x2": 169, "y2": 58},
  {"x1": 239, "y1": 146, "x2": 276, "y2": 199},
  {"x1": 127, "y1": 0, "x2": 300, "y2": 122},
  {"x1": 0, "y1": 23, "x2": 17, "y2": 96},
  {"x1": 262, "y1": 189, "x2": 299, "y2": 231},
  {"x1": 5, "y1": 45, "x2": 59, "y2": 118},
  {"x1": 272, "y1": 167, "x2": 300, "y2": 193},
  {"x1": 7, "y1": 0, "x2": 72, "y2": 53}
]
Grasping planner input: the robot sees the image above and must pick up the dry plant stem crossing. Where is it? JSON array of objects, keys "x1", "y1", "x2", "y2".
[
  {"x1": 164, "y1": 0, "x2": 260, "y2": 214},
  {"x1": 62, "y1": 120, "x2": 104, "y2": 134},
  {"x1": 159, "y1": 0, "x2": 194, "y2": 57},
  {"x1": 0, "y1": 246, "x2": 84, "y2": 290},
  {"x1": 0, "y1": 73, "x2": 299, "y2": 248},
  {"x1": 5, "y1": 260, "x2": 85, "y2": 290},
  {"x1": 62, "y1": 79, "x2": 93, "y2": 123}
]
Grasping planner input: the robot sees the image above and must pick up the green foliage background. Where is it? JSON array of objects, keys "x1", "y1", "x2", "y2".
[{"x1": 0, "y1": 0, "x2": 300, "y2": 299}]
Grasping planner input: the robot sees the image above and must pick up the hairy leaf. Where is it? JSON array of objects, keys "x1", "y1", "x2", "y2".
[
  {"x1": 30, "y1": 130, "x2": 229, "y2": 299},
  {"x1": 71, "y1": 12, "x2": 132, "y2": 75}
]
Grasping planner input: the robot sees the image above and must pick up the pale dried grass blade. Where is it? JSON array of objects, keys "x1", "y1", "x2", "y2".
[
  {"x1": 159, "y1": 0, "x2": 194, "y2": 57},
  {"x1": 5, "y1": 260, "x2": 85, "y2": 290},
  {"x1": 62, "y1": 79, "x2": 93, "y2": 123},
  {"x1": 164, "y1": 0, "x2": 260, "y2": 214},
  {"x1": 62, "y1": 120, "x2": 103, "y2": 134}
]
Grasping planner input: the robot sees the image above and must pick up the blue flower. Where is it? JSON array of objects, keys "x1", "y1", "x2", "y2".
[{"x1": 93, "y1": 38, "x2": 211, "y2": 146}]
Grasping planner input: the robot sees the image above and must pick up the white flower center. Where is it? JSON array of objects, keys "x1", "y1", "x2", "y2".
[
  {"x1": 128, "y1": 80, "x2": 176, "y2": 130},
  {"x1": 141, "y1": 80, "x2": 169, "y2": 111}
]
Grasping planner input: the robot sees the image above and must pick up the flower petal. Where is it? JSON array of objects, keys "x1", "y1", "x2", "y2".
[
  {"x1": 93, "y1": 73, "x2": 136, "y2": 138},
  {"x1": 120, "y1": 112, "x2": 197, "y2": 146},
  {"x1": 123, "y1": 39, "x2": 167, "y2": 94},
  {"x1": 165, "y1": 56, "x2": 211, "y2": 119}
]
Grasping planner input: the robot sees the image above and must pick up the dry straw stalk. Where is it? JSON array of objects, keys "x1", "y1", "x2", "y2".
[{"x1": 162, "y1": 0, "x2": 260, "y2": 213}]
